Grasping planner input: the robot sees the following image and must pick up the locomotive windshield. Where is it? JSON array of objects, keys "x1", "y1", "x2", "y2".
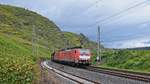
[{"x1": 80, "y1": 49, "x2": 90, "y2": 55}]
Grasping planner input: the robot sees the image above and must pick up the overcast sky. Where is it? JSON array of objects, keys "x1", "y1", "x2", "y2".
[{"x1": 1, "y1": 0, "x2": 150, "y2": 48}]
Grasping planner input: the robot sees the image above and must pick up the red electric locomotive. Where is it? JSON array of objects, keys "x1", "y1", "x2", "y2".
[{"x1": 51, "y1": 48, "x2": 92, "y2": 66}]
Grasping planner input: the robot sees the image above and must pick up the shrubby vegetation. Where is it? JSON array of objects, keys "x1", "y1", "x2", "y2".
[
  {"x1": 0, "y1": 5, "x2": 97, "y2": 83},
  {"x1": 0, "y1": 35, "x2": 33, "y2": 83},
  {"x1": 92, "y1": 49, "x2": 150, "y2": 72},
  {"x1": 2, "y1": 4, "x2": 149, "y2": 84}
]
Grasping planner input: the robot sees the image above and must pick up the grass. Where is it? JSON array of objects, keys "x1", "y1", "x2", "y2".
[
  {"x1": 1, "y1": 4, "x2": 149, "y2": 83},
  {"x1": 91, "y1": 49, "x2": 150, "y2": 73},
  {"x1": 0, "y1": 33, "x2": 51, "y2": 83},
  {"x1": 0, "y1": 4, "x2": 97, "y2": 83}
]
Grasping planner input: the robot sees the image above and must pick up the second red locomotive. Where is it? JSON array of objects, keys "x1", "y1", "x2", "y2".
[{"x1": 51, "y1": 48, "x2": 92, "y2": 66}]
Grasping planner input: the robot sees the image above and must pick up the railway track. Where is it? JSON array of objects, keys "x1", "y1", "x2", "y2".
[
  {"x1": 42, "y1": 61, "x2": 100, "y2": 84},
  {"x1": 82, "y1": 66, "x2": 150, "y2": 83}
]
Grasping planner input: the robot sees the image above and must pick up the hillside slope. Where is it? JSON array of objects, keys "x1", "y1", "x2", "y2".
[
  {"x1": 0, "y1": 5, "x2": 101, "y2": 83},
  {"x1": 92, "y1": 49, "x2": 150, "y2": 72}
]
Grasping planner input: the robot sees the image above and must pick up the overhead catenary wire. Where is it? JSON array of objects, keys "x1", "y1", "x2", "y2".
[
  {"x1": 61, "y1": 0, "x2": 149, "y2": 27},
  {"x1": 66, "y1": 0, "x2": 103, "y2": 21},
  {"x1": 80, "y1": 0, "x2": 103, "y2": 15},
  {"x1": 59, "y1": 0, "x2": 103, "y2": 28},
  {"x1": 61, "y1": 21, "x2": 150, "y2": 44},
  {"x1": 96, "y1": 0, "x2": 148, "y2": 24},
  {"x1": 61, "y1": 23, "x2": 96, "y2": 28},
  {"x1": 61, "y1": 0, "x2": 150, "y2": 45}
]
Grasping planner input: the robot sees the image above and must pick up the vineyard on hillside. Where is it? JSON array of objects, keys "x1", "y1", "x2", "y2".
[{"x1": 0, "y1": 5, "x2": 97, "y2": 83}]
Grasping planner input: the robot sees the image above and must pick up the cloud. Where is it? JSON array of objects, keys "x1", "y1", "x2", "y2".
[
  {"x1": 104, "y1": 37, "x2": 150, "y2": 48},
  {"x1": 1, "y1": 0, "x2": 150, "y2": 48}
]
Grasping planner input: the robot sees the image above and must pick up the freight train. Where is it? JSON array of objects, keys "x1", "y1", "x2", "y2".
[{"x1": 51, "y1": 47, "x2": 92, "y2": 66}]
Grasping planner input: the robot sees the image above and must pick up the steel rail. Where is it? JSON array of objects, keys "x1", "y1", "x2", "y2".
[
  {"x1": 54, "y1": 66, "x2": 100, "y2": 84},
  {"x1": 83, "y1": 66, "x2": 150, "y2": 83},
  {"x1": 42, "y1": 61, "x2": 100, "y2": 84}
]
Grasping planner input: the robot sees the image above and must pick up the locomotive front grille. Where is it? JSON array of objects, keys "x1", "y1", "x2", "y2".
[{"x1": 79, "y1": 55, "x2": 90, "y2": 60}]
